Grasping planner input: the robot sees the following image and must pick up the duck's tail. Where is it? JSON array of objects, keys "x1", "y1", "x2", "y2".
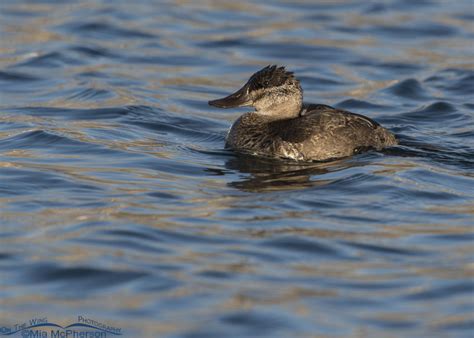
[{"x1": 376, "y1": 127, "x2": 398, "y2": 148}]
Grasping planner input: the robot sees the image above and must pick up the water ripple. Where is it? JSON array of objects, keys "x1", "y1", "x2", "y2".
[
  {"x1": 386, "y1": 78, "x2": 431, "y2": 100},
  {"x1": 24, "y1": 264, "x2": 148, "y2": 292},
  {"x1": 58, "y1": 21, "x2": 156, "y2": 40},
  {"x1": 0, "y1": 1, "x2": 473, "y2": 337}
]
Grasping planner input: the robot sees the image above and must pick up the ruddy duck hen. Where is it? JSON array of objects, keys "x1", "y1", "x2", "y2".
[{"x1": 209, "y1": 65, "x2": 397, "y2": 161}]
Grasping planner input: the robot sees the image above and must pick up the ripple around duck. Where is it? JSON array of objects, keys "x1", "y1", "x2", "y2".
[
  {"x1": 125, "y1": 54, "x2": 216, "y2": 66},
  {"x1": 404, "y1": 281, "x2": 474, "y2": 301},
  {"x1": 68, "y1": 45, "x2": 117, "y2": 58},
  {"x1": 341, "y1": 241, "x2": 429, "y2": 258},
  {"x1": 6, "y1": 106, "x2": 132, "y2": 120},
  {"x1": 13, "y1": 51, "x2": 84, "y2": 68},
  {"x1": 58, "y1": 21, "x2": 156, "y2": 40},
  {"x1": 299, "y1": 75, "x2": 348, "y2": 91},
  {"x1": 66, "y1": 87, "x2": 116, "y2": 102},
  {"x1": 20, "y1": 263, "x2": 149, "y2": 295},
  {"x1": 0, "y1": 167, "x2": 101, "y2": 197},
  {"x1": 372, "y1": 22, "x2": 457, "y2": 38},
  {"x1": 126, "y1": 108, "x2": 226, "y2": 143},
  {"x1": 385, "y1": 78, "x2": 431, "y2": 100},
  {"x1": 417, "y1": 232, "x2": 474, "y2": 245},
  {"x1": 130, "y1": 119, "x2": 223, "y2": 144},
  {"x1": 363, "y1": 317, "x2": 418, "y2": 330},
  {"x1": 197, "y1": 38, "x2": 247, "y2": 48},
  {"x1": 0, "y1": 130, "x2": 82, "y2": 149},
  {"x1": 442, "y1": 74, "x2": 474, "y2": 96},
  {"x1": 335, "y1": 99, "x2": 392, "y2": 111},
  {"x1": 219, "y1": 311, "x2": 292, "y2": 335},
  {"x1": 399, "y1": 101, "x2": 464, "y2": 123},
  {"x1": 385, "y1": 146, "x2": 474, "y2": 171},
  {"x1": 72, "y1": 237, "x2": 170, "y2": 256},
  {"x1": 82, "y1": 224, "x2": 239, "y2": 248},
  {"x1": 0, "y1": 129, "x2": 113, "y2": 156},
  {"x1": 425, "y1": 69, "x2": 474, "y2": 96},
  {"x1": 201, "y1": 39, "x2": 353, "y2": 63},
  {"x1": 377, "y1": 61, "x2": 425, "y2": 72},
  {"x1": 1, "y1": 1, "x2": 473, "y2": 337},
  {"x1": 0, "y1": 70, "x2": 42, "y2": 82},
  {"x1": 260, "y1": 236, "x2": 350, "y2": 260},
  {"x1": 0, "y1": 252, "x2": 15, "y2": 261}
]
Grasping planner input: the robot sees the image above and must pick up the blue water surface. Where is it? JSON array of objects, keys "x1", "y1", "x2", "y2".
[{"x1": 0, "y1": 1, "x2": 473, "y2": 337}]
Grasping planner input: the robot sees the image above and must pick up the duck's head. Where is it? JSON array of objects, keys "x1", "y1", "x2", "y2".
[{"x1": 209, "y1": 65, "x2": 303, "y2": 119}]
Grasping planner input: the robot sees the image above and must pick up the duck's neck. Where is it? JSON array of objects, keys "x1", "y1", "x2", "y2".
[{"x1": 254, "y1": 93, "x2": 303, "y2": 120}]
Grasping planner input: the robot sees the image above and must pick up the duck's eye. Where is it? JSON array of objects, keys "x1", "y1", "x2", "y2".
[{"x1": 263, "y1": 80, "x2": 270, "y2": 86}]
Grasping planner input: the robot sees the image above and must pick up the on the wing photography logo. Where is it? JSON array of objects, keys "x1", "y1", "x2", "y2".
[{"x1": 0, "y1": 316, "x2": 122, "y2": 337}]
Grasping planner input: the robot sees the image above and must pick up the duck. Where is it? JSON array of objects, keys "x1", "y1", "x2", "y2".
[{"x1": 208, "y1": 65, "x2": 397, "y2": 161}]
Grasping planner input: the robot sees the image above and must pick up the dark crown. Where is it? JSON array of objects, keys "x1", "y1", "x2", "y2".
[{"x1": 248, "y1": 65, "x2": 299, "y2": 91}]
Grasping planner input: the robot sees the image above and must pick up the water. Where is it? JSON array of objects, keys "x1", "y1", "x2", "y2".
[{"x1": 0, "y1": 1, "x2": 473, "y2": 337}]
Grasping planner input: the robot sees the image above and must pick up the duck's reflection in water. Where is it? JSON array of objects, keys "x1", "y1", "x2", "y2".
[{"x1": 224, "y1": 153, "x2": 363, "y2": 192}]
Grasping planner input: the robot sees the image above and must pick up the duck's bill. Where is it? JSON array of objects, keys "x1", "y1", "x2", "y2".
[{"x1": 208, "y1": 85, "x2": 252, "y2": 108}]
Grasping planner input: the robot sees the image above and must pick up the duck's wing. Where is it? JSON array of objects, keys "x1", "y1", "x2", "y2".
[
  {"x1": 301, "y1": 103, "x2": 380, "y2": 128},
  {"x1": 275, "y1": 103, "x2": 381, "y2": 143},
  {"x1": 299, "y1": 103, "x2": 334, "y2": 116}
]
